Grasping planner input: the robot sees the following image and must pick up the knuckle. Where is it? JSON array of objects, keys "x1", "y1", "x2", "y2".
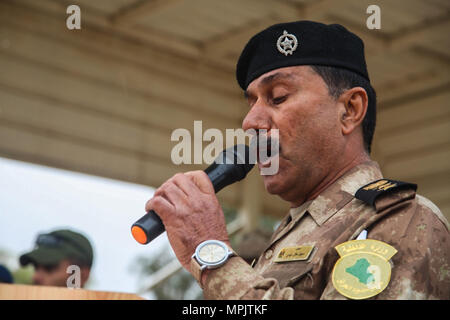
[
  {"x1": 152, "y1": 196, "x2": 165, "y2": 208},
  {"x1": 165, "y1": 182, "x2": 176, "y2": 192},
  {"x1": 194, "y1": 170, "x2": 206, "y2": 177},
  {"x1": 145, "y1": 199, "x2": 152, "y2": 211},
  {"x1": 171, "y1": 173, "x2": 184, "y2": 183},
  {"x1": 173, "y1": 172, "x2": 184, "y2": 179}
]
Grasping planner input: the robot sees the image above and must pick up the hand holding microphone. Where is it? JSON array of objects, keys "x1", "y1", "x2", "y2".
[{"x1": 131, "y1": 144, "x2": 254, "y2": 245}]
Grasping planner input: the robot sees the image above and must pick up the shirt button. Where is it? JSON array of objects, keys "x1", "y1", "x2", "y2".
[{"x1": 265, "y1": 249, "x2": 273, "y2": 259}]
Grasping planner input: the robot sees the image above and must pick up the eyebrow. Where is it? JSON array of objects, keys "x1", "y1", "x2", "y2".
[{"x1": 244, "y1": 72, "x2": 296, "y2": 98}]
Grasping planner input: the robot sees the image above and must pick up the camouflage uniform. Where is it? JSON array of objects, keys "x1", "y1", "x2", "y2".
[{"x1": 203, "y1": 161, "x2": 450, "y2": 299}]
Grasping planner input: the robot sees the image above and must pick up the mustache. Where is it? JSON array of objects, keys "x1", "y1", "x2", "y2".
[{"x1": 250, "y1": 134, "x2": 280, "y2": 162}]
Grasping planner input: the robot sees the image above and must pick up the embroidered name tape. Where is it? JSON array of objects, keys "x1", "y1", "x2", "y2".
[{"x1": 274, "y1": 245, "x2": 314, "y2": 262}]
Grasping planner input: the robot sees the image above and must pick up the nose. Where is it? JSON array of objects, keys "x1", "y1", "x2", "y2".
[{"x1": 242, "y1": 102, "x2": 271, "y2": 132}]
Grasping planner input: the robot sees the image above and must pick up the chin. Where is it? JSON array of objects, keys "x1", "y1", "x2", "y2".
[
  {"x1": 258, "y1": 157, "x2": 281, "y2": 189},
  {"x1": 260, "y1": 163, "x2": 300, "y2": 203},
  {"x1": 261, "y1": 171, "x2": 285, "y2": 195}
]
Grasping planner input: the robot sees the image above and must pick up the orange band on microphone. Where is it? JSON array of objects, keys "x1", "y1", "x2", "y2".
[{"x1": 131, "y1": 226, "x2": 148, "y2": 244}]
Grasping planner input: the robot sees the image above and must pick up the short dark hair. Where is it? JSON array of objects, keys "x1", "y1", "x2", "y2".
[{"x1": 310, "y1": 65, "x2": 377, "y2": 154}]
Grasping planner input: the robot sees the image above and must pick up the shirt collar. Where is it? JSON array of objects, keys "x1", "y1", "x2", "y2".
[
  {"x1": 289, "y1": 199, "x2": 312, "y2": 221},
  {"x1": 290, "y1": 161, "x2": 383, "y2": 226}
]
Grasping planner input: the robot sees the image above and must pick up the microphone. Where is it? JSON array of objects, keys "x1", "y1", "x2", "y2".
[{"x1": 131, "y1": 144, "x2": 255, "y2": 245}]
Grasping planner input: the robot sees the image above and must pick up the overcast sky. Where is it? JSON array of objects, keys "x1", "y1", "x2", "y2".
[{"x1": 0, "y1": 156, "x2": 173, "y2": 298}]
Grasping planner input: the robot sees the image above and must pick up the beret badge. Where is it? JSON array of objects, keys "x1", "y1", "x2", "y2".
[{"x1": 276, "y1": 30, "x2": 298, "y2": 56}]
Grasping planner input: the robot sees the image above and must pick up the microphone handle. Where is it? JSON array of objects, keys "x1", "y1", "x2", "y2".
[
  {"x1": 131, "y1": 165, "x2": 226, "y2": 245},
  {"x1": 131, "y1": 210, "x2": 165, "y2": 244},
  {"x1": 131, "y1": 147, "x2": 252, "y2": 245}
]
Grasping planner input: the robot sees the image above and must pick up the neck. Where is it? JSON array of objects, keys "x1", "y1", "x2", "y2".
[{"x1": 290, "y1": 151, "x2": 371, "y2": 207}]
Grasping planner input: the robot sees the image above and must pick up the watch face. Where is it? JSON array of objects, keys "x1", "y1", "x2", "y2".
[{"x1": 196, "y1": 240, "x2": 228, "y2": 267}]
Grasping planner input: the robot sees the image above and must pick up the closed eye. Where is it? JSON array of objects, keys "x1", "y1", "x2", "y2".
[{"x1": 272, "y1": 95, "x2": 287, "y2": 105}]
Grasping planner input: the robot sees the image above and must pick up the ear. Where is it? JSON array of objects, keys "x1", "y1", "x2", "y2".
[
  {"x1": 80, "y1": 266, "x2": 91, "y2": 287},
  {"x1": 338, "y1": 87, "x2": 368, "y2": 136}
]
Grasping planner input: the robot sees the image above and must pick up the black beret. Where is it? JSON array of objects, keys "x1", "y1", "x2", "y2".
[{"x1": 236, "y1": 20, "x2": 369, "y2": 90}]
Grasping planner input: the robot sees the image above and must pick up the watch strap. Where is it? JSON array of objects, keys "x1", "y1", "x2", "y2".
[{"x1": 190, "y1": 256, "x2": 204, "y2": 286}]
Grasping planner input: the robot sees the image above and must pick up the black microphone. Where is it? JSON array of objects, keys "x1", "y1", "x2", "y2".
[{"x1": 131, "y1": 144, "x2": 255, "y2": 245}]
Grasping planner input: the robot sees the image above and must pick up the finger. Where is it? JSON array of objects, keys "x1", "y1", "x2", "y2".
[
  {"x1": 145, "y1": 195, "x2": 174, "y2": 220},
  {"x1": 171, "y1": 173, "x2": 199, "y2": 197},
  {"x1": 163, "y1": 182, "x2": 189, "y2": 209},
  {"x1": 153, "y1": 178, "x2": 187, "y2": 204},
  {"x1": 185, "y1": 170, "x2": 214, "y2": 194},
  {"x1": 153, "y1": 180, "x2": 171, "y2": 198},
  {"x1": 154, "y1": 174, "x2": 190, "y2": 198},
  {"x1": 148, "y1": 187, "x2": 174, "y2": 209}
]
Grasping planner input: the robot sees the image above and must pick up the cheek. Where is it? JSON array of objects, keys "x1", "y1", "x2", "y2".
[
  {"x1": 277, "y1": 104, "x2": 308, "y2": 143},
  {"x1": 261, "y1": 157, "x2": 308, "y2": 195},
  {"x1": 277, "y1": 96, "x2": 341, "y2": 160},
  {"x1": 276, "y1": 101, "x2": 318, "y2": 152},
  {"x1": 50, "y1": 267, "x2": 70, "y2": 285},
  {"x1": 56, "y1": 270, "x2": 69, "y2": 285}
]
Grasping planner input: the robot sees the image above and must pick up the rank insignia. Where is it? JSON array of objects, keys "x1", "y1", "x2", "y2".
[
  {"x1": 332, "y1": 239, "x2": 397, "y2": 299},
  {"x1": 355, "y1": 179, "x2": 417, "y2": 207}
]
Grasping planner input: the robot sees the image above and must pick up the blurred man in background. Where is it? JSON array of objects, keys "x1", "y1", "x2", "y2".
[
  {"x1": 0, "y1": 265, "x2": 13, "y2": 284},
  {"x1": 19, "y1": 229, "x2": 93, "y2": 288}
]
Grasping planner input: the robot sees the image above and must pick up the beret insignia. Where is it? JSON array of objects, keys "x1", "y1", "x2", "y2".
[{"x1": 276, "y1": 30, "x2": 298, "y2": 56}]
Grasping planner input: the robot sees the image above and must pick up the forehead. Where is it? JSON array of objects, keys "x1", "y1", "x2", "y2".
[{"x1": 246, "y1": 65, "x2": 315, "y2": 91}]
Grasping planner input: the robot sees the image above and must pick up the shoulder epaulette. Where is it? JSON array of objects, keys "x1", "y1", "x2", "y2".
[{"x1": 355, "y1": 179, "x2": 417, "y2": 207}]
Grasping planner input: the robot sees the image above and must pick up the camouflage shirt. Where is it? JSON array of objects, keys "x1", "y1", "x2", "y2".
[{"x1": 202, "y1": 161, "x2": 450, "y2": 300}]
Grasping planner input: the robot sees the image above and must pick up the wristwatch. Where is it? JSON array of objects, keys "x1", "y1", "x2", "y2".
[{"x1": 191, "y1": 240, "x2": 235, "y2": 285}]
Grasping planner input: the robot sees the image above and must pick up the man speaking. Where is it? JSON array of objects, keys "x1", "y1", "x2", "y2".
[{"x1": 144, "y1": 21, "x2": 450, "y2": 299}]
